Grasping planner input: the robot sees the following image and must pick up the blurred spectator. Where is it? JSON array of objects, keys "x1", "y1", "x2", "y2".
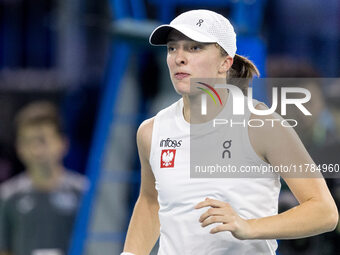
[{"x1": 0, "y1": 101, "x2": 88, "y2": 255}]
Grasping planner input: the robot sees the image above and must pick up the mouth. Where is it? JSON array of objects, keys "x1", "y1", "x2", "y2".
[{"x1": 174, "y1": 72, "x2": 190, "y2": 80}]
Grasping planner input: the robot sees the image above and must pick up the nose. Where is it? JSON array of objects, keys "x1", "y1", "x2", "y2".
[
  {"x1": 30, "y1": 140, "x2": 47, "y2": 159},
  {"x1": 31, "y1": 144, "x2": 45, "y2": 159},
  {"x1": 175, "y1": 49, "x2": 187, "y2": 65}
]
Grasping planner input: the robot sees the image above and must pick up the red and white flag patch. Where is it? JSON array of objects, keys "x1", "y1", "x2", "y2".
[{"x1": 160, "y1": 149, "x2": 176, "y2": 168}]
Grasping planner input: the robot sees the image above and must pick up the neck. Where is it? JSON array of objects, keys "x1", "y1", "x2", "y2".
[
  {"x1": 182, "y1": 89, "x2": 229, "y2": 124},
  {"x1": 27, "y1": 164, "x2": 64, "y2": 191}
]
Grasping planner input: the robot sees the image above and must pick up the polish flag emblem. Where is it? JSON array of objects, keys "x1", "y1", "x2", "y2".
[{"x1": 160, "y1": 149, "x2": 176, "y2": 168}]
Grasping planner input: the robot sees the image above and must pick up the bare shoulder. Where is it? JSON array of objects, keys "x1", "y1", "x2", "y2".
[
  {"x1": 137, "y1": 117, "x2": 155, "y2": 159},
  {"x1": 249, "y1": 102, "x2": 304, "y2": 163},
  {"x1": 249, "y1": 102, "x2": 298, "y2": 137}
]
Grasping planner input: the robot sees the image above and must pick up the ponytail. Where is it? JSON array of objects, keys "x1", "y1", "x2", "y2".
[
  {"x1": 215, "y1": 44, "x2": 260, "y2": 94},
  {"x1": 227, "y1": 54, "x2": 260, "y2": 95}
]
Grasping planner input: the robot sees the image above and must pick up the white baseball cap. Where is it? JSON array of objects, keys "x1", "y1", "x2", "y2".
[{"x1": 149, "y1": 9, "x2": 237, "y2": 58}]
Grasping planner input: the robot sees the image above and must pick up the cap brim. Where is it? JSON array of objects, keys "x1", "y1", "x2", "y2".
[{"x1": 149, "y1": 24, "x2": 216, "y2": 45}]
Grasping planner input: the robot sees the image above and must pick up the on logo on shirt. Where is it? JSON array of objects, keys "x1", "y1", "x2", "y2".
[{"x1": 160, "y1": 149, "x2": 176, "y2": 168}]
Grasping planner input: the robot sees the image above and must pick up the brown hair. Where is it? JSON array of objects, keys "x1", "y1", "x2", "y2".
[
  {"x1": 15, "y1": 101, "x2": 63, "y2": 134},
  {"x1": 216, "y1": 44, "x2": 260, "y2": 94}
]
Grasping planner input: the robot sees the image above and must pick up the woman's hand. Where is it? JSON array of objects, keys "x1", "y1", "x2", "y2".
[{"x1": 195, "y1": 198, "x2": 252, "y2": 240}]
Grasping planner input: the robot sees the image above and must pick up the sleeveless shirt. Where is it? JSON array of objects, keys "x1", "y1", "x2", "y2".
[{"x1": 149, "y1": 95, "x2": 281, "y2": 255}]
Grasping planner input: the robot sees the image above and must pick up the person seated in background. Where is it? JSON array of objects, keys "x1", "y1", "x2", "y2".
[{"x1": 0, "y1": 101, "x2": 88, "y2": 255}]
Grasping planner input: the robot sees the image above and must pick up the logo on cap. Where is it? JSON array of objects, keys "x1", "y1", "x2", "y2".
[{"x1": 196, "y1": 19, "x2": 204, "y2": 27}]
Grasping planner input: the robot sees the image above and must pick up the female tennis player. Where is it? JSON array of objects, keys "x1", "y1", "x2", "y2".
[{"x1": 121, "y1": 9, "x2": 338, "y2": 255}]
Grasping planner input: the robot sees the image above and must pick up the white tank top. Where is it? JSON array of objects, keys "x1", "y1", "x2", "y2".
[{"x1": 149, "y1": 95, "x2": 281, "y2": 255}]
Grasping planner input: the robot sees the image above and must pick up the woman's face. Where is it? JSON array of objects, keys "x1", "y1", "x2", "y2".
[{"x1": 166, "y1": 30, "x2": 232, "y2": 95}]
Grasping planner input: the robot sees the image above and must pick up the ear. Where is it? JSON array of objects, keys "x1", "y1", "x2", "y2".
[{"x1": 219, "y1": 56, "x2": 233, "y2": 74}]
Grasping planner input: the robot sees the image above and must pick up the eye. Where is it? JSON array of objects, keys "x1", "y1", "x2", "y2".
[
  {"x1": 167, "y1": 45, "x2": 176, "y2": 52},
  {"x1": 190, "y1": 44, "x2": 202, "y2": 51}
]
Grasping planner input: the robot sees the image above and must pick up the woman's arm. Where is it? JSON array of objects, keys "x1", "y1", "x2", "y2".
[
  {"x1": 246, "y1": 104, "x2": 338, "y2": 239},
  {"x1": 196, "y1": 104, "x2": 338, "y2": 239},
  {"x1": 123, "y1": 118, "x2": 160, "y2": 254}
]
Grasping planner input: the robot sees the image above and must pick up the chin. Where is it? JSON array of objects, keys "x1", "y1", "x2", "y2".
[
  {"x1": 174, "y1": 85, "x2": 205, "y2": 98},
  {"x1": 172, "y1": 81, "x2": 193, "y2": 95},
  {"x1": 174, "y1": 88, "x2": 190, "y2": 96}
]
